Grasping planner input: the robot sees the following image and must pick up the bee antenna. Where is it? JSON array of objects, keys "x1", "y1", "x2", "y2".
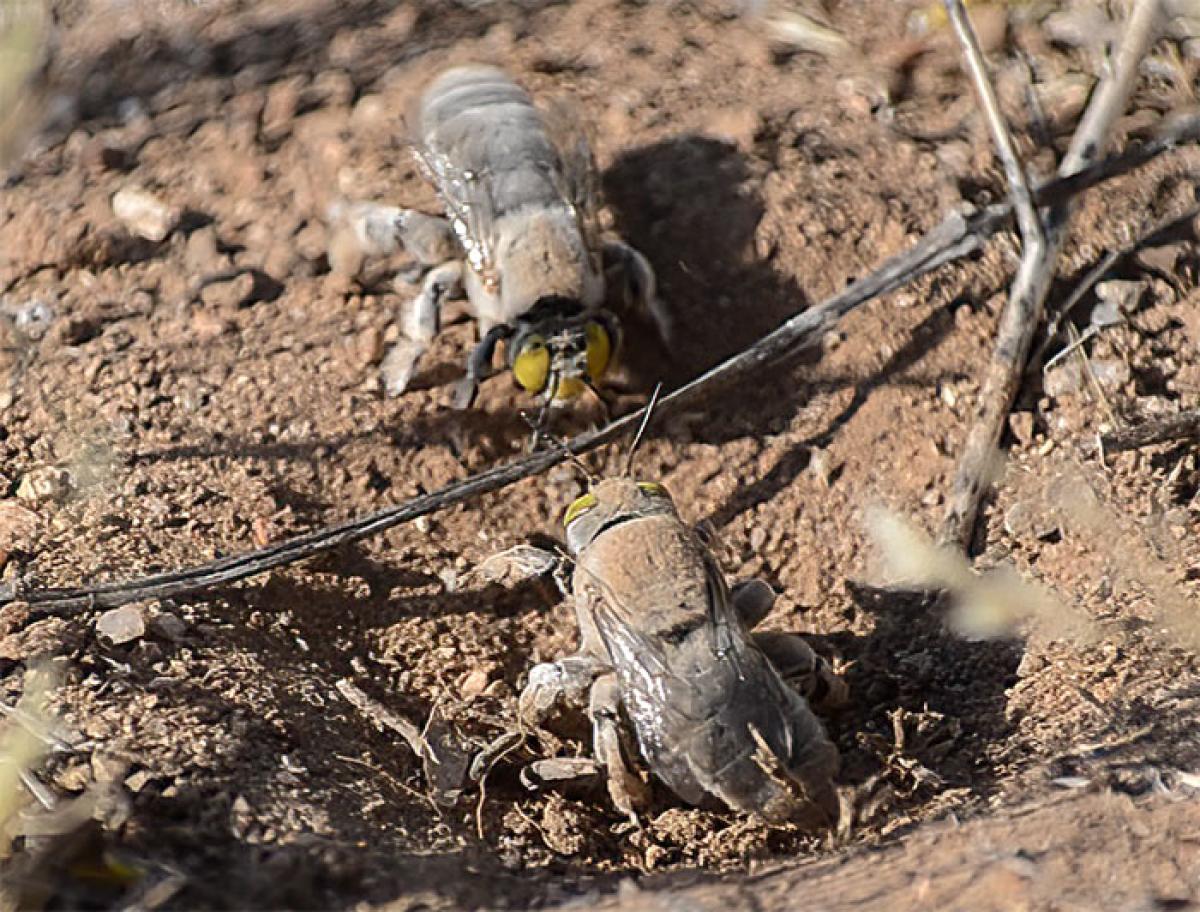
[
  {"x1": 623, "y1": 382, "x2": 662, "y2": 477},
  {"x1": 518, "y1": 411, "x2": 596, "y2": 484}
]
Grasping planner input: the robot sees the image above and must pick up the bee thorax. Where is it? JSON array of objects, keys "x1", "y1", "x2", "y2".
[{"x1": 497, "y1": 207, "x2": 597, "y2": 314}]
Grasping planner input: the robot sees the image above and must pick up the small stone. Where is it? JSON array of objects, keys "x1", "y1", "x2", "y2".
[
  {"x1": 459, "y1": 668, "x2": 490, "y2": 699},
  {"x1": 185, "y1": 226, "x2": 223, "y2": 273},
  {"x1": 199, "y1": 272, "x2": 256, "y2": 310},
  {"x1": 748, "y1": 525, "x2": 767, "y2": 552},
  {"x1": 16, "y1": 467, "x2": 72, "y2": 505},
  {"x1": 1136, "y1": 243, "x2": 1184, "y2": 276},
  {"x1": 1003, "y1": 501, "x2": 1058, "y2": 541},
  {"x1": 1008, "y1": 412, "x2": 1035, "y2": 446},
  {"x1": 1088, "y1": 358, "x2": 1131, "y2": 391},
  {"x1": 327, "y1": 226, "x2": 365, "y2": 278},
  {"x1": 1093, "y1": 280, "x2": 1143, "y2": 319},
  {"x1": 124, "y1": 769, "x2": 153, "y2": 793},
  {"x1": 95, "y1": 605, "x2": 146, "y2": 645},
  {"x1": 262, "y1": 77, "x2": 303, "y2": 142},
  {"x1": 354, "y1": 326, "x2": 385, "y2": 368},
  {"x1": 91, "y1": 753, "x2": 129, "y2": 784},
  {"x1": 0, "y1": 501, "x2": 39, "y2": 551},
  {"x1": 149, "y1": 611, "x2": 187, "y2": 642},
  {"x1": 807, "y1": 447, "x2": 839, "y2": 488},
  {"x1": 191, "y1": 308, "x2": 233, "y2": 340},
  {"x1": 111, "y1": 187, "x2": 178, "y2": 242},
  {"x1": 1044, "y1": 362, "x2": 1082, "y2": 398}
]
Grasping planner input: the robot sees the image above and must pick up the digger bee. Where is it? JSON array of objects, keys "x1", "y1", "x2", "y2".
[
  {"x1": 513, "y1": 471, "x2": 846, "y2": 824},
  {"x1": 342, "y1": 64, "x2": 670, "y2": 410}
]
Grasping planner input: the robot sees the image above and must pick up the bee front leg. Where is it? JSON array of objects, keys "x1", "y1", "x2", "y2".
[
  {"x1": 753, "y1": 631, "x2": 849, "y2": 711},
  {"x1": 452, "y1": 323, "x2": 512, "y2": 410},
  {"x1": 393, "y1": 210, "x2": 457, "y2": 266},
  {"x1": 590, "y1": 674, "x2": 649, "y2": 823},
  {"x1": 517, "y1": 653, "x2": 607, "y2": 730},
  {"x1": 381, "y1": 259, "x2": 464, "y2": 397},
  {"x1": 602, "y1": 240, "x2": 673, "y2": 350}
]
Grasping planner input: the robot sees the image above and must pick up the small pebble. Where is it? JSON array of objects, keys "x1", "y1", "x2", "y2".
[
  {"x1": 111, "y1": 187, "x2": 178, "y2": 242},
  {"x1": 96, "y1": 605, "x2": 146, "y2": 645}
]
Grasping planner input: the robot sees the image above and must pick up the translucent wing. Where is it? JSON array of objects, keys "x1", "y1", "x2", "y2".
[
  {"x1": 578, "y1": 560, "x2": 771, "y2": 807},
  {"x1": 538, "y1": 95, "x2": 605, "y2": 260},
  {"x1": 578, "y1": 549, "x2": 840, "y2": 817},
  {"x1": 411, "y1": 142, "x2": 499, "y2": 286}
]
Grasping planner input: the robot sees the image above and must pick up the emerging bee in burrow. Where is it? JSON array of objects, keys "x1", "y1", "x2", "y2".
[
  {"x1": 514, "y1": 474, "x2": 847, "y2": 825},
  {"x1": 332, "y1": 64, "x2": 670, "y2": 410}
]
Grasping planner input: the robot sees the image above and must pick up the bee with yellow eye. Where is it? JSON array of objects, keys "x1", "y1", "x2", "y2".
[
  {"x1": 337, "y1": 63, "x2": 671, "y2": 411},
  {"x1": 512, "y1": 470, "x2": 847, "y2": 825}
]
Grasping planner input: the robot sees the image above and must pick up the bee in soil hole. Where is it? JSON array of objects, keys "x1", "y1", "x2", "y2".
[
  {"x1": 486, "y1": 412, "x2": 847, "y2": 826},
  {"x1": 331, "y1": 64, "x2": 671, "y2": 422}
]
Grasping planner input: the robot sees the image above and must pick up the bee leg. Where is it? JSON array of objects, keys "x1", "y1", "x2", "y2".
[
  {"x1": 452, "y1": 323, "x2": 512, "y2": 410},
  {"x1": 590, "y1": 674, "x2": 649, "y2": 824},
  {"x1": 517, "y1": 654, "x2": 606, "y2": 730},
  {"x1": 381, "y1": 259, "x2": 463, "y2": 397},
  {"x1": 393, "y1": 210, "x2": 457, "y2": 266},
  {"x1": 602, "y1": 240, "x2": 673, "y2": 350},
  {"x1": 731, "y1": 578, "x2": 777, "y2": 629},
  {"x1": 753, "y1": 631, "x2": 849, "y2": 711}
]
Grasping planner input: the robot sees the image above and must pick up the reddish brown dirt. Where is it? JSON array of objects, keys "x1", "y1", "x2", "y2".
[{"x1": 1, "y1": 1, "x2": 1199, "y2": 909}]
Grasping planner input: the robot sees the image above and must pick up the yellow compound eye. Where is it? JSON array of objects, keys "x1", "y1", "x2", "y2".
[
  {"x1": 637, "y1": 481, "x2": 669, "y2": 497},
  {"x1": 553, "y1": 377, "x2": 586, "y2": 400},
  {"x1": 563, "y1": 492, "x2": 597, "y2": 527},
  {"x1": 585, "y1": 321, "x2": 612, "y2": 381},
  {"x1": 512, "y1": 336, "x2": 550, "y2": 393}
]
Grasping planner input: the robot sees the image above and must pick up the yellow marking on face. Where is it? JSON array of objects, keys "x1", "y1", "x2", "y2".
[
  {"x1": 512, "y1": 335, "x2": 550, "y2": 393},
  {"x1": 637, "y1": 481, "x2": 669, "y2": 497},
  {"x1": 564, "y1": 491, "x2": 597, "y2": 527}
]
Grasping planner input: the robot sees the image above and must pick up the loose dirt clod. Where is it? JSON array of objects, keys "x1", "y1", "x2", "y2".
[{"x1": 110, "y1": 187, "x2": 178, "y2": 243}]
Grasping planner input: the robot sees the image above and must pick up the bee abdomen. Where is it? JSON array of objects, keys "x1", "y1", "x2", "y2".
[{"x1": 419, "y1": 65, "x2": 564, "y2": 219}]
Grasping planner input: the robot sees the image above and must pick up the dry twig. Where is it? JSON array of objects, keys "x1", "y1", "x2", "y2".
[
  {"x1": 1099, "y1": 407, "x2": 1200, "y2": 453},
  {"x1": 5, "y1": 112, "x2": 1197, "y2": 615},
  {"x1": 940, "y1": 0, "x2": 1166, "y2": 548},
  {"x1": 940, "y1": 0, "x2": 1053, "y2": 550},
  {"x1": 335, "y1": 678, "x2": 430, "y2": 761}
]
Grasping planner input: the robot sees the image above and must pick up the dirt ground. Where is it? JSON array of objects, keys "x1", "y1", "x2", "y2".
[{"x1": 1, "y1": 0, "x2": 1199, "y2": 908}]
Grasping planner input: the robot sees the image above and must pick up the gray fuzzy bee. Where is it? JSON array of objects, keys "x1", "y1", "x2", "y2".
[
  {"x1": 338, "y1": 64, "x2": 669, "y2": 408},
  {"x1": 516, "y1": 475, "x2": 846, "y2": 825}
]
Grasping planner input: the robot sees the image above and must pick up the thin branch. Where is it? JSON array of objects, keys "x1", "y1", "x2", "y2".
[
  {"x1": 939, "y1": 0, "x2": 1052, "y2": 548},
  {"x1": 4, "y1": 112, "x2": 1196, "y2": 615},
  {"x1": 1099, "y1": 407, "x2": 1200, "y2": 453},
  {"x1": 335, "y1": 678, "x2": 430, "y2": 760},
  {"x1": 944, "y1": 0, "x2": 1043, "y2": 249},
  {"x1": 940, "y1": 0, "x2": 1165, "y2": 548}
]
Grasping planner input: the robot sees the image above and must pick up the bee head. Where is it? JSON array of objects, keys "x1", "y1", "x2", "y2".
[
  {"x1": 563, "y1": 477, "x2": 674, "y2": 554},
  {"x1": 509, "y1": 308, "x2": 617, "y2": 401}
]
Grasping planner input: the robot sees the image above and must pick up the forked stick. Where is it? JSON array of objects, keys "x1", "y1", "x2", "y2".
[
  {"x1": 939, "y1": 0, "x2": 1165, "y2": 548},
  {"x1": 6, "y1": 113, "x2": 1196, "y2": 614}
]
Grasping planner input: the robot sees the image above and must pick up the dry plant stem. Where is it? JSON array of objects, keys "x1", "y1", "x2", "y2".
[
  {"x1": 6, "y1": 116, "x2": 1196, "y2": 615},
  {"x1": 940, "y1": 0, "x2": 1050, "y2": 548},
  {"x1": 939, "y1": 0, "x2": 1165, "y2": 548},
  {"x1": 1100, "y1": 407, "x2": 1200, "y2": 453},
  {"x1": 943, "y1": 0, "x2": 1043, "y2": 247},
  {"x1": 334, "y1": 678, "x2": 430, "y2": 760}
]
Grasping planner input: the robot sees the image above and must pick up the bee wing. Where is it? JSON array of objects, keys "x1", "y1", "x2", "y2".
[
  {"x1": 537, "y1": 95, "x2": 604, "y2": 258},
  {"x1": 579, "y1": 562, "x2": 754, "y2": 761},
  {"x1": 411, "y1": 141, "x2": 499, "y2": 281}
]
